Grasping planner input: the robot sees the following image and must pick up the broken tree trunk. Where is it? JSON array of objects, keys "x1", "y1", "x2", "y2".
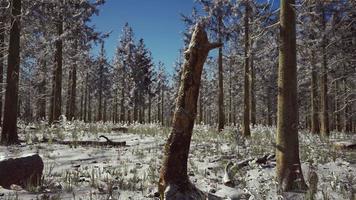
[
  {"x1": 0, "y1": 154, "x2": 43, "y2": 189},
  {"x1": 158, "y1": 22, "x2": 222, "y2": 200}
]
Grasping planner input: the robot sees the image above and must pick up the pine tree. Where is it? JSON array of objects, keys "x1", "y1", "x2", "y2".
[
  {"x1": 1, "y1": 0, "x2": 22, "y2": 145},
  {"x1": 276, "y1": 0, "x2": 307, "y2": 192}
]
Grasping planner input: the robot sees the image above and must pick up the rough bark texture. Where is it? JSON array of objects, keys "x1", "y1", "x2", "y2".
[
  {"x1": 37, "y1": 59, "x2": 47, "y2": 120},
  {"x1": 1, "y1": 0, "x2": 21, "y2": 145},
  {"x1": 158, "y1": 23, "x2": 221, "y2": 200},
  {"x1": 50, "y1": 14, "x2": 63, "y2": 124},
  {"x1": 243, "y1": 3, "x2": 251, "y2": 137},
  {"x1": 217, "y1": 15, "x2": 225, "y2": 132},
  {"x1": 0, "y1": 154, "x2": 43, "y2": 189},
  {"x1": 319, "y1": 4, "x2": 329, "y2": 137},
  {"x1": 250, "y1": 51, "x2": 256, "y2": 125},
  {"x1": 276, "y1": 0, "x2": 307, "y2": 192},
  {"x1": 0, "y1": 16, "x2": 5, "y2": 126},
  {"x1": 310, "y1": 50, "x2": 319, "y2": 134},
  {"x1": 69, "y1": 61, "x2": 77, "y2": 120}
]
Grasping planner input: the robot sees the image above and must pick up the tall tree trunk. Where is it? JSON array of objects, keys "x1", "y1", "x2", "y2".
[
  {"x1": 335, "y1": 80, "x2": 341, "y2": 131},
  {"x1": 88, "y1": 91, "x2": 92, "y2": 122},
  {"x1": 319, "y1": 4, "x2": 329, "y2": 136},
  {"x1": 276, "y1": 0, "x2": 307, "y2": 192},
  {"x1": 250, "y1": 51, "x2": 256, "y2": 125},
  {"x1": 0, "y1": 16, "x2": 5, "y2": 126},
  {"x1": 228, "y1": 59, "x2": 232, "y2": 125},
  {"x1": 161, "y1": 87, "x2": 164, "y2": 126},
  {"x1": 158, "y1": 23, "x2": 221, "y2": 199},
  {"x1": 83, "y1": 72, "x2": 88, "y2": 122},
  {"x1": 310, "y1": 50, "x2": 319, "y2": 134},
  {"x1": 243, "y1": 3, "x2": 251, "y2": 137},
  {"x1": 148, "y1": 92, "x2": 152, "y2": 123},
  {"x1": 267, "y1": 86, "x2": 272, "y2": 126},
  {"x1": 97, "y1": 64, "x2": 103, "y2": 122},
  {"x1": 37, "y1": 60, "x2": 46, "y2": 120},
  {"x1": 157, "y1": 88, "x2": 161, "y2": 123},
  {"x1": 69, "y1": 62, "x2": 76, "y2": 120},
  {"x1": 217, "y1": 15, "x2": 225, "y2": 132},
  {"x1": 120, "y1": 78, "x2": 125, "y2": 122},
  {"x1": 133, "y1": 92, "x2": 138, "y2": 122},
  {"x1": 198, "y1": 88, "x2": 203, "y2": 124},
  {"x1": 65, "y1": 67, "x2": 72, "y2": 119},
  {"x1": 50, "y1": 14, "x2": 63, "y2": 124},
  {"x1": 1, "y1": 0, "x2": 21, "y2": 145},
  {"x1": 103, "y1": 98, "x2": 107, "y2": 122}
]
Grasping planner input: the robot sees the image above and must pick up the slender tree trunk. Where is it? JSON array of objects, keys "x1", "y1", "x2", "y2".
[
  {"x1": 267, "y1": 86, "x2": 272, "y2": 126},
  {"x1": 198, "y1": 88, "x2": 203, "y2": 124},
  {"x1": 0, "y1": 16, "x2": 5, "y2": 126},
  {"x1": 335, "y1": 79, "x2": 341, "y2": 131},
  {"x1": 161, "y1": 87, "x2": 164, "y2": 126},
  {"x1": 80, "y1": 85, "x2": 83, "y2": 120},
  {"x1": 320, "y1": 4, "x2": 329, "y2": 136},
  {"x1": 66, "y1": 67, "x2": 72, "y2": 119},
  {"x1": 97, "y1": 63, "x2": 103, "y2": 122},
  {"x1": 148, "y1": 92, "x2": 152, "y2": 123},
  {"x1": 157, "y1": 88, "x2": 161, "y2": 123},
  {"x1": 120, "y1": 77, "x2": 125, "y2": 122},
  {"x1": 69, "y1": 62, "x2": 76, "y2": 120},
  {"x1": 37, "y1": 60, "x2": 47, "y2": 120},
  {"x1": 310, "y1": 50, "x2": 319, "y2": 134},
  {"x1": 50, "y1": 14, "x2": 63, "y2": 124},
  {"x1": 88, "y1": 91, "x2": 92, "y2": 122},
  {"x1": 133, "y1": 92, "x2": 138, "y2": 122},
  {"x1": 83, "y1": 72, "x2": 88, "y2": 122},
  {"x1": 250, "y1": 51, "x2": 256, "y2": 125},
  {"x1": 229, "y1": 59, "x2": 232, "y2": 125},
  {"x1": 276, "y1": 0, "x2": 307, "y2": 192},
  {"x1": 243, "y1": 3, "x2": 251, "y2": 137},
  {"x1": 1, "y1": 0, "x2": 21, "y2": 145},
  {"x1": 217, "y1": 15, "x2": 225, "y2": 132},
  {"x1": 103, "y1": 98, "x2": 107, "y2": 122},
  {"x1": 158, "y1": 23, "x2": 221, "y2": 199}
]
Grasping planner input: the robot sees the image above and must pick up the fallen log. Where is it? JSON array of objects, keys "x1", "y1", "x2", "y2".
[
  {"x1": 236, "y1": 153, "x2": 275, "y2": 169},
  {"x1": 42, "y1": 135, "x2": 126, "y2": 147},
  {"x1": 0, "y1": 154, "x2": 43, "y2": 189},
  {"x1": 333, "y1": 141, "x2": 356, "y2": 150}
]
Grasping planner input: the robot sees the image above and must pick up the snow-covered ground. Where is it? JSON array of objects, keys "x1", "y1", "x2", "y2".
[{"x1": 0, "y1": 121, "x2": 355, "y2": 200}]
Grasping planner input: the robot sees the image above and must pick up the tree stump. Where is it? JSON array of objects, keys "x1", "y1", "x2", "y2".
[
  {"x1": 158, "y1": 22, "x2": 222, "y2": 200},
  {"x1": 0, "y1": 154, "x2": 44, "y2": 189}
]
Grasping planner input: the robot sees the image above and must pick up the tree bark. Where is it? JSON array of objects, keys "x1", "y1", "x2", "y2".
[
  {"x1": 158, "y1": 23, "x2": 221, "y2": 199},
  {"x1": 267, "y1": 86, "x2": 272, "y2": 126},
  {"x1": 0, "y1": 154, "x2": 43, "y2": 189},
  {"x1": 69, "y1": 54, "x2": 77, "y2": 120},
  {"x1": 50, "y1": 13, "x2": 63, "y2": 124},
  {"x1": 1, "y1": 0, "x2": 21, "y2": 145},
  {"x1": 310, "y1": 50, "x2": 319, "y2": 134},
  {"x1": 217, "y1": 15, "x2": 225, "y2": 132},
  {"x1": 243, "y1": 3, "x2": 251, "y2": 137},
  {"x1": 276, "y1": 0, "x2": 307, "y2": 192},
  {"x1": 161, "y1": 87, "x2": 164, "y2": 126},
  {"x1": 319, "y1": 4, "x2": 329, "y2": 136},
  {"x1": 250, "y1": 50, "x2": 256, "y2": 126},
  {"x1": 37, "y1": 59, "x2": 47, "y2": 120},
  {"x1": 0, "y1": 16, "x2": 5, "y2": 126}
]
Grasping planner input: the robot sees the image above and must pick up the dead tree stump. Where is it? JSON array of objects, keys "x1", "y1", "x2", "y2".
[
  {"x1": 0, "y1": 154, "x2": 44, "y2": 189},
  {"x1": 158, "y1": 22, "x2": 222, "y2": 200}
]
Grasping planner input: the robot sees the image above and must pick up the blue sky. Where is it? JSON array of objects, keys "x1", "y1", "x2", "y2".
[
  {"x1": 90, "y1": 0, "x2": 196, "y2": 74},
  {"x1": 90, "y1": 0, "x2": 280, "y2": 74}
]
